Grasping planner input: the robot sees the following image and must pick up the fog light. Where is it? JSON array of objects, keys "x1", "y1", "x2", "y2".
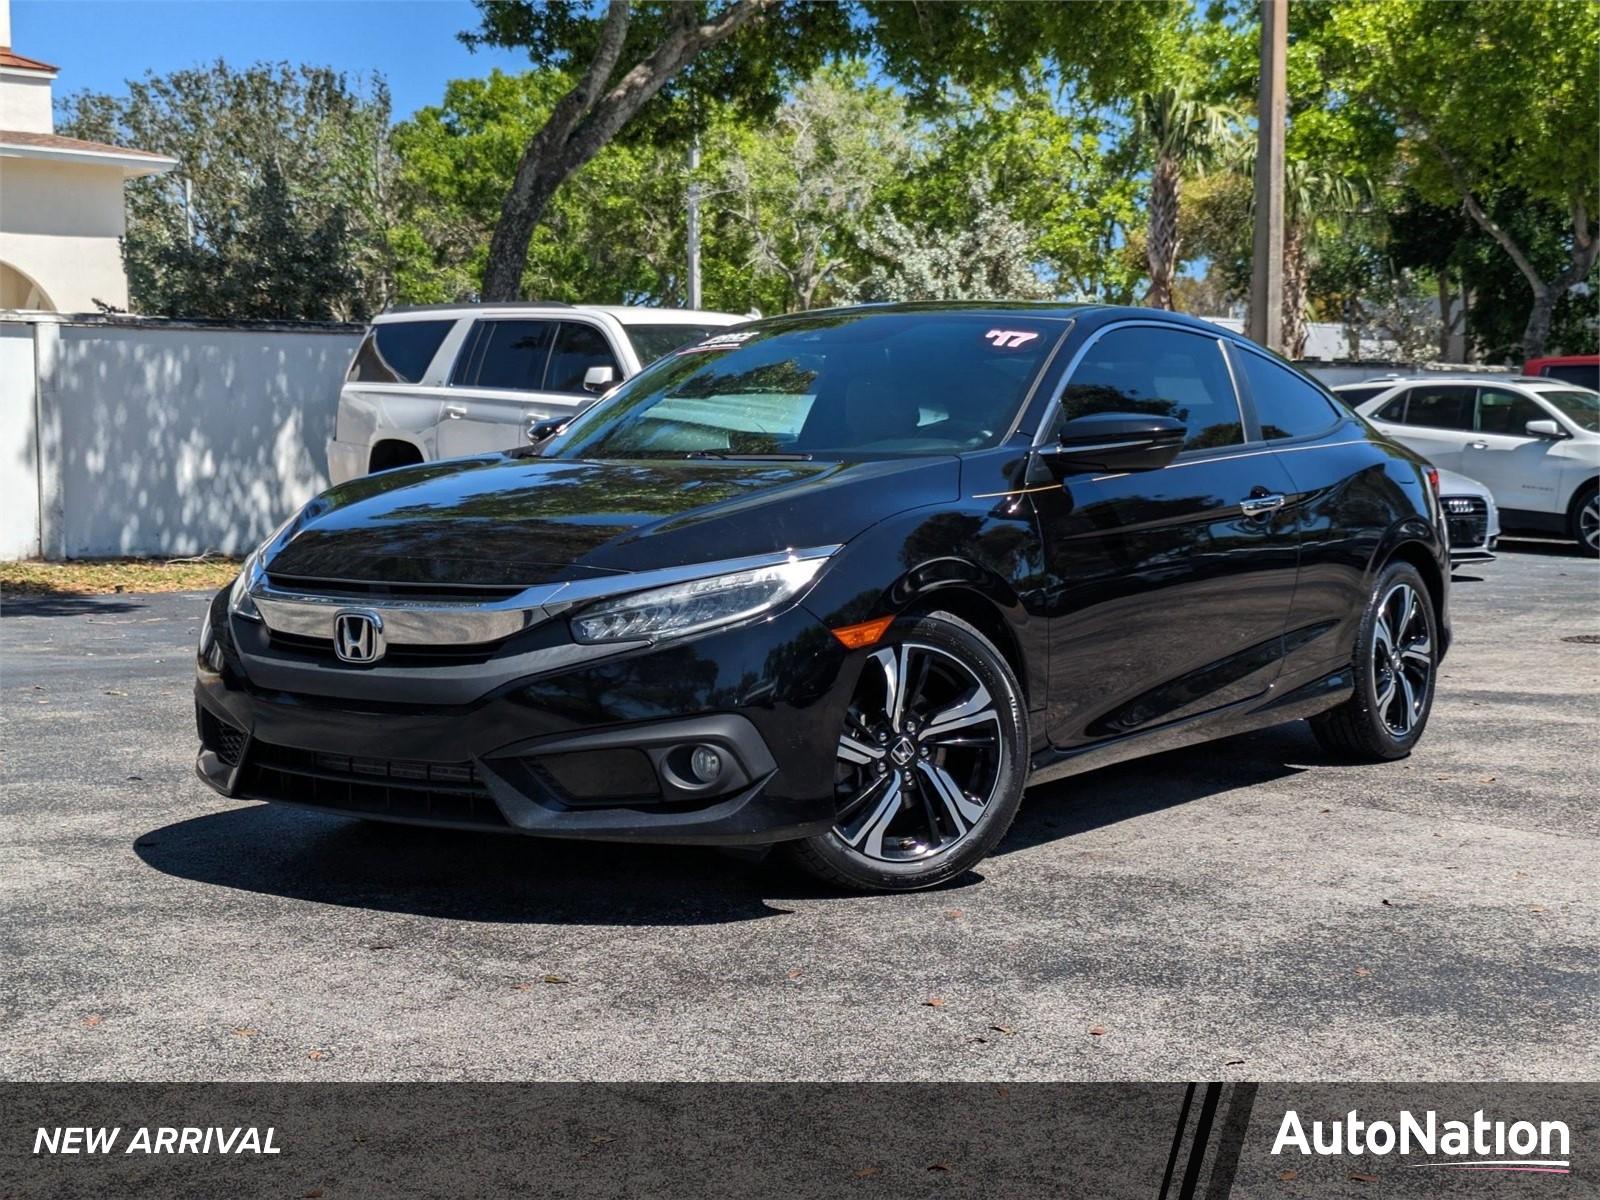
[{"x1": 689, "y1": 745, "x2": 723, "y2": 785}]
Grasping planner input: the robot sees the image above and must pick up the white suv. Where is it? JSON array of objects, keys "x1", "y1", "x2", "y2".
[
  {"x1": 1335, "y1": 376, "x2": 1600, "y2": 554},
  {"x1": 328, "y1": 303, "x2": 746, "y2": 483}
]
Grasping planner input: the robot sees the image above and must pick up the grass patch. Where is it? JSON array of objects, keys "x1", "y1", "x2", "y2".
[{"x1": 0, "y1": 556, "x2": 241, "y2": 598}]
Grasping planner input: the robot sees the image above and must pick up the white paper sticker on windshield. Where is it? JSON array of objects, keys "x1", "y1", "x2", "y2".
[
  {"x1": 984, "y1": 329, "x2": 1040, "y2": 349},
  {"x1": 679, "y1": 330, "x2": 757, "y2": 354}
]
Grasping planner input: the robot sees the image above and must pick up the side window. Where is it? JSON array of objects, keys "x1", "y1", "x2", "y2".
[
  {"x1": 456, "y1": 320, "x2": 557, "y2": 390},
  {"x1": 1375, "y1": 393, "x2": 1408, "y2": 422},
  {"x1": 1335, "y1": 385, "x2": 1386, "y2": 405},
  {"x1": 1475, "y1": 388, "x2": 1546, "y2": 436},
  {"x1": 1400, "y1": 385, "x2": 1475, "y2": 431},
  {"x1": 1056, "y1": 326, "x2": 1243, "y2": 451},
  {"x1": 546, "y1": 322, "x2": 622, "y2": 394},
  {"x1": 347, "y1": 320, "x2": 454, "y2": 384},
  {"x1": 1233, "y1": 348, "x2": 1341, "y2": 441}
]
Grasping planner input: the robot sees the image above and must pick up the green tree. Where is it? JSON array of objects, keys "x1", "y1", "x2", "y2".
[
  {"x1": 58, "y1": 63, "x2": 394, "y2": 320},
  {"x1": 707, "y1": 64, "x2": 910, "y2": 311},
  {"x1": 888, "y1": 85, "x2": 1142, "y2": 301},
  {"x1": 389, "y1": 69, "x2": 697, "y2": 305},
  {"x1": 1131, "y1": 85, "x2": 1243, "y2": 309},
  {"x1": 463, "y1": 0, "x2": 858, "y2": 300},
  {"x1": 463, "y1": 0, "x2": 1174, "y2": 301},
  {"x1": 1325, "y1": 0, "x2": 1600, "y2": 358}
]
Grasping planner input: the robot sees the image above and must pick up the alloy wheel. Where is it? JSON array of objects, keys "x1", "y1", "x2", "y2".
[
  {"x1": 833, "y1": 642, "x2": 1005, "y2": 862},
  {"x1": 1581, "y1": 494, "x2": 1599, "y2": 553},
  {"x1": 1371, "y1": 582, "x2": 1433, "y2": 738}
]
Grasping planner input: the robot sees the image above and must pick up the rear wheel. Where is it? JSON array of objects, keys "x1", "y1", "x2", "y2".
[
  {"x1": 1570, "y1": 483, "x2": 1599, "y2": 556},
  {"x1": 786, "y1": 612, "x2": 1026, "y2": 892},
  {"x1": 1310, "y1": 561, "x2": 1437, "y2": 762}
]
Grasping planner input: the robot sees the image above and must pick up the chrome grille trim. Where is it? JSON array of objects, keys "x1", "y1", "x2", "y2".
[{"x1": 248, "y1": 544, "x2": 842, "y2": 647}]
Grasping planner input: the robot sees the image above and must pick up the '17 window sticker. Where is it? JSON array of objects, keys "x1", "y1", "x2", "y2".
[{"x1": 984, "y1": 329, "x2": 1040, "y2": 349}]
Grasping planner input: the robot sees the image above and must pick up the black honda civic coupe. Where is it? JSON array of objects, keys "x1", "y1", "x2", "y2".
[{"x1": 196, "y1": 303, "x2": 1450, "y2": 891}]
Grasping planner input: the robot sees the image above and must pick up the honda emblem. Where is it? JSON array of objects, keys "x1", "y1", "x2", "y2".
[{"x1": 333, "y1": 610, "x2": 385, "y2": 664}]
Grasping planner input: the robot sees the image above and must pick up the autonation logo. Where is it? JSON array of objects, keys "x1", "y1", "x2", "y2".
[{"x1": 1273, "y1": 1109, "x2": 1572, "y2": 1175}]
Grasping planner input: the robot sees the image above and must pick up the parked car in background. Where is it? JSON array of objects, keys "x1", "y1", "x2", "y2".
[
  {"x1": 1433, "y1": 467, "x2": 1499, "y2": 565},
  {"x1": 328, "y1": 303, "x2": 747, "y2": 483},
  {"x1": 1523, "y1": 354, "x2": 1599, "y2": 391},
  {"x1": 200, "y1": 304, "x2": 1451, "y2": 892},
  {"x1": 1336, "y1": 376, "x2": 1600, "y2": 554}
]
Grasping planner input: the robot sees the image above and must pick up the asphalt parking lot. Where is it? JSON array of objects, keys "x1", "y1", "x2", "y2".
[{"x1": 2, "y1": 542, "x2": 1596, "y2": 1083}]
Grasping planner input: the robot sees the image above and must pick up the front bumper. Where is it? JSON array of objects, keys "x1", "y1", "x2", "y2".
[{"x1": 195, "y1": 591, "x2": 852, "y2": 845}]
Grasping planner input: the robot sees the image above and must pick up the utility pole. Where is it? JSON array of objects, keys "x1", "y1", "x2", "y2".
[
  {"x1": 1248, "y1": 0, "x2": 1287, "y2": 351},
  {"x1": 685, "y1": 136, "x2": 703, "y2": 310}
]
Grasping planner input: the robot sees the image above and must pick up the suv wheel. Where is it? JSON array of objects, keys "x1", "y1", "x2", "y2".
[
  {"x1": 786, "y1": 612, "x2": 1026, "y2": 892},
  {"x1": 1571, "y1": 484, "x2": 1599, "y2": 557},
  {"x1": 1310, "y1": 560, "x2": 1437, "y2": 762}
]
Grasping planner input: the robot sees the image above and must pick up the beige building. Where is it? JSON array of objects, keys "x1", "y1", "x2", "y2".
[{"x1": 0, "y1": 0, "x2": 175, "y2": 311}]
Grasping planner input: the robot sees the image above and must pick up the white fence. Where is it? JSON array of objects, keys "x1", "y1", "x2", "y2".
[{"x1": 1, "y1": 313, "x2": 360, "y2": 560}]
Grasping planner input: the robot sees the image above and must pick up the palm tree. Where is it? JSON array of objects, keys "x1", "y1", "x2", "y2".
[
  {"x1": 1133, "y1": 88, "x2": 1244, "y2": 310},
  {"x1": 1280, "y1": 163, "x2": 1371, "y2": 357}
]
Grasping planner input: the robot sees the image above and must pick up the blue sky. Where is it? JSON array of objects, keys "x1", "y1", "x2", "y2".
[{"x1": 13, "y1": 0, "x2": 530, "y2": 118}]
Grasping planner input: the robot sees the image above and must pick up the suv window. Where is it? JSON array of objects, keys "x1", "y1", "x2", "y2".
[
  {"x1": 456, "y1": 320, "x2": 557, "y2": 390},
  {"x1": 1233, "y1": 348, "x2": 1340, "y2": 440},
  {"x1": 1375, "y1": 394, "x2": 1408, "y2": 422},
  {"x1": 1397, "y1": 385, "x2": 1474, "y2": 431},
  {"x1": 1475, "y1": 388, "x2": 1546, "y2": 436},
  {"x1": 547, "y1": 322, "x2": 622, "y2": 394},
  {"x1": 347, "y1": 320, "x2": 454, "y2": 384},
  {"x1": 627, "y1": 324, "x2": 720, "y2": 365},
  {"x1": 1057, "y1": 326, "x2": 1243, "y2": 451},
  {"x1": 1336, "y1": 385, "x2": 1387, "y2": 405}
]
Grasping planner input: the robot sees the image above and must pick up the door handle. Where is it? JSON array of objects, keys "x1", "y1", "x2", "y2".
[
  {"x1": 1239, "y1": 493, "x2": 1285, "y2": 517},
  {"x1": 445, "y1": 404, "x2": 467, "y2": 419},
  {"x1": 1469, "y1": 440, "x2": 1488, "y2": 450}
]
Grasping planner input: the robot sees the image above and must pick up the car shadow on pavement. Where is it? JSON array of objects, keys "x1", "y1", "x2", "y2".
[
  {"x1": 133, "y1": 803, "x2": 804, "y2": 925},
  {"x1": 134, "y1": 724, "x2": 1338, "y2": 922},
  {"x1": 999, "y1": 723, "x2": 1322, "y2": 856}
]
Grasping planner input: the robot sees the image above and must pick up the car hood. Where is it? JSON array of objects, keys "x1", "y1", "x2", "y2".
[
  {"x1": 1433, "y1": 467, "x2": 1492, "y2": 501},
  {"x1": 265, "y1": 454, "x2": 961, "y2": 586}
]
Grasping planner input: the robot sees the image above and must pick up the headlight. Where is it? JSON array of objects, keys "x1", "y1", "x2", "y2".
[
  {"x1": 229, "y1": 512, "x2": 299, "y2": 622},
  {"x1": 228, "y1": 548, "x2": 264, "y2": 621},
  {"x1": 570, "y1": 558, "x2": 826, "y2": 644}
]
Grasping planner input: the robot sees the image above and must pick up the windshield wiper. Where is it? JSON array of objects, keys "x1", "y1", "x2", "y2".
[{"x1": 682, "y1": 450, "x2": 813, "y2": 461}]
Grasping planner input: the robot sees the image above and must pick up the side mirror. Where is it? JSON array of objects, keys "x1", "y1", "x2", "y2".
[
  {"x1": 582, "y1": 365, "x2": 617, "y2": 393},
  {"x1": 527, "y1": 417, "x2": 568, "y2": 445},
  {"x1": 1525, "y1": 418, "x2": 1565, "y2": 439},
  {"x1": 1037, "y1": 412, "x2": 1188, "y2": 475}
]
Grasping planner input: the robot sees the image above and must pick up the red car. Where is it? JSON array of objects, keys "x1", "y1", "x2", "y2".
[{"x1": 1524, "y1": 354, "x2": 1599, "y2": 390}]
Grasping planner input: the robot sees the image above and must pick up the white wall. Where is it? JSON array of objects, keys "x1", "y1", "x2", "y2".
[
  {"x1": 0, "y1": 320, "x2": 39, "y2": 558},
  {"x1": 2, "y1": 314, "x2": 361, "y2": 559},
  {"x1": 0, "y1": 157, "x2": 131, "y2": 311},
  {"x1": 0, "y1": 69, "x2": 55, "y2": 134}
]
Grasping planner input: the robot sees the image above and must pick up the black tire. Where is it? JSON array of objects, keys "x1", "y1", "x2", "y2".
[
  {"x1": 1568, "y1": 482, "x2": 1599, "y2": 557},
  {"x1": 784, "y1": 611, "x2": 1027, "y2": 892},
  {"x1": 1310, "y1": 559, "x2": 1438, "y2": 762}
]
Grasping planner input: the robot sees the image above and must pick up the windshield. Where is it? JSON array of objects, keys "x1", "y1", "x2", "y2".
[
  {"x1": 626, "y1": 323, "x2": 724, "y2": 365},
  {"x1": 1535, "y1": 387, "x2": 1600, "y2": 432},
  {"x1": 547, "y1": 310, "x2": 1067, "y2": 460}
]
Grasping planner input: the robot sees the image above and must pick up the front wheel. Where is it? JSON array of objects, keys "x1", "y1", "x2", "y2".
[
  {"x1": 1310, "y1": 561, "x2": 1438, "y2": 762},
  {"x1": 1570, "y1": 484, "x2": 1599, "y2": 557},
  {"x1": 786, "y1": 612, "x2": 1027, "y2": 892}
]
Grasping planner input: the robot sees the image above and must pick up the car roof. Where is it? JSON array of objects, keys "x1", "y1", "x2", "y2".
[
  {"x1": 737, "y1": 301, "x2": 1248, "y2": 339},
  {"x1": 1334, "y1": 374, "x2": 1541, "y2": 389},
  {"x1": 371, "y1": 303, "x2": 744, "y2": 325}
]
